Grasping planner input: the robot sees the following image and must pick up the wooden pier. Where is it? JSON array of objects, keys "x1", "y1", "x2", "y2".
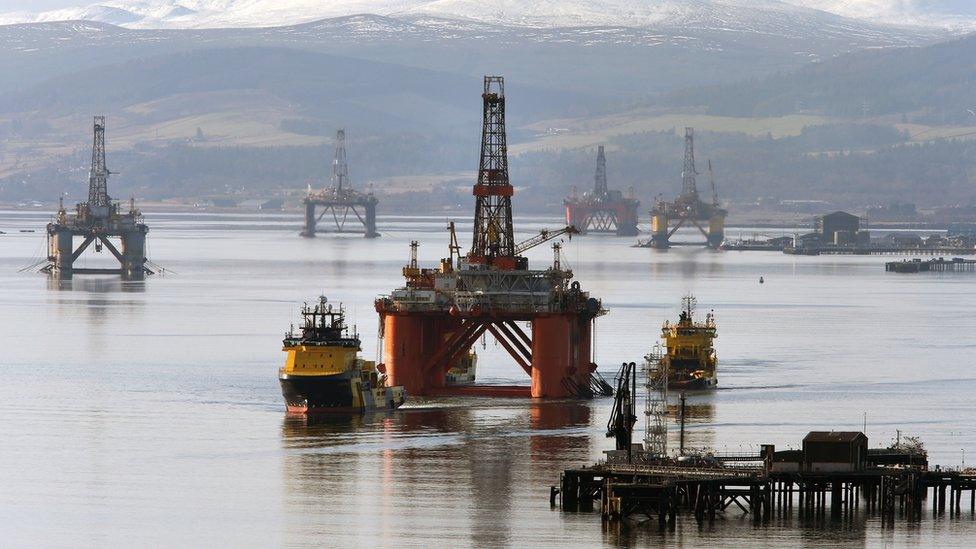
[
  {"x1": 886, "y1": 258, "x2": 976, "y2": 273},
  {"x1": 555, "y1": 464, "x2": 976, "y2": 529},
  {"x1": 787, "y1": 245, "x2": 975, "y2": 256}
]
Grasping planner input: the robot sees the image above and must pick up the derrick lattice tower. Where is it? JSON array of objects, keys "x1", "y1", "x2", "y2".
[
  {"x1": 594, "y1": 145, "x2": 608, "y2": 198},
  {"x1": 88, "y1": 115, "x2": 110, "y2": 208},
  {"x1": 680, "y1": 127, "x2": 699, "y2": 201},
  {"x1": 471, "y1": 76, "x2": 516, "y2": 267},
  {"x1": 644, "y1": 345, "x2": 669, "y2": 458},
  {"x1": 332, "y1": 128, "x2": 348, "y2": 192}
]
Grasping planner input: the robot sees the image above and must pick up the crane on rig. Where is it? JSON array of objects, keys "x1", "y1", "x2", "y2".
[{"x1": 514, "y1": 225, "x2": 579, "y2": 255}]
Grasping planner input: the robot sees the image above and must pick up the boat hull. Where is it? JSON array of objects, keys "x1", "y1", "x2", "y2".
[
  {"x1": 279, "y1": 371, "x2": 405, "y2": 414},
  {"x1": 668, "y1": 376, "x2": 717, "y2": 391}
]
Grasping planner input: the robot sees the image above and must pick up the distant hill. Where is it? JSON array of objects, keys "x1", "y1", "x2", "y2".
[
  {"x1": 663, "y1": 32, "x2": 976, "y2": 125},
  {"x1": 0, "y1": 13, "x2": 945, "y2": 99},
  {"x1": 0, "y1": 14, "x2": 972, "y2": 210},
  {"x1": 0, "y1": 46, "x2": 591, "y2": 131}
]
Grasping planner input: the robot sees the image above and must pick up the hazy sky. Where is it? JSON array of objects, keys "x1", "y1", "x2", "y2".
[
  {"x1": 0, "y1": 0, "x2": 896, "y2": 9},
  {"x1": 9, "y1": 0, "x2": 122, "y2": 9},
  {"x1": 0, "y1": 0, "x2": 970, "y2": 18},
  {"x1": 0, "y1": 0, "x2": 78, "y2": 9}
]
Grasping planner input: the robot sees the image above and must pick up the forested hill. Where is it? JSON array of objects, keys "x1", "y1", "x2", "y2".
[{"x1": 664, "y1": 32, "x2": 976, "y2": 125}]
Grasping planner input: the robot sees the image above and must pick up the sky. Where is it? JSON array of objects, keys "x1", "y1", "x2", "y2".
[
  {"x1": 0, "y1": 1, "x2": 75, "y2": 8},
  {"x1": 0, "y1": 0, "x2": 76, "y2": 8},
  {"x1": 0, "y1": 0, "x2": 898, "y2": 9},
  {"x1": 1, "y1": 0, "x2": 974, "y2": 23}
]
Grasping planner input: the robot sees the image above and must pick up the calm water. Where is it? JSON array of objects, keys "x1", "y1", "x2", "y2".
[{"x1": 1, "y1": 210, "x2": 974, "y2": 547}]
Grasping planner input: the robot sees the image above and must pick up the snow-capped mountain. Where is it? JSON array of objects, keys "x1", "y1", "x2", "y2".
[
  {"x1": 2, "y1": 0, "x2": 974, "y2": 30},
  {"x1": 784, "y1": 1, "x2": 976, "y2": 27}
]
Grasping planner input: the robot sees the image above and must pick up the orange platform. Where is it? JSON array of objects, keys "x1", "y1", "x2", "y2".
[{"x1": 378, "y1": 309, "x2": 596, "y2": 399}]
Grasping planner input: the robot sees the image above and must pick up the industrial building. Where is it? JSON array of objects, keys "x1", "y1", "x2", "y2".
[
  {"x1": 816, "y1": 211, "x2": 868, "y2": 246},
  {"x1": 802, "y1": 431, "x2": 869, "y2": 473}
]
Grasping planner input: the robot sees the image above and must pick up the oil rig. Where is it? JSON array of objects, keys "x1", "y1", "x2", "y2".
[
  {"x1": 640, "y1": 128, "x2": 727, "y2": 248},
  {"x1": 564, "y1": 146, "x2": 639, "y2": 236},
  {"x1": 43, "y1": 116, "x2": 151, "y2": 279},
  {"x1": 300, "y1": 129, "x2": 379, "y2": 238},
  {"x1": 375, "y1": 76, "x2": 607, "y2": 399}
]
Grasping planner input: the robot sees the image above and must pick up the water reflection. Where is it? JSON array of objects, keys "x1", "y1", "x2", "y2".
[
  {"x1": 646, "y1": 247, "x2": 724, "y2": 286},
  {"x1": 528, "y1": 400, "x2": 592, "y2": 460},
  {"x1": 46, "y1": 276, "x2": 146, "y2": 293},
  {"x1": 280, "y1": 413, "x2": 366, "y2": 446},
  {"x1": 672, "y1": 397, "x2": 716, "y2": 455},
  {"x1": 280, "y1": 400, "x2": 596, "y2": 547}
]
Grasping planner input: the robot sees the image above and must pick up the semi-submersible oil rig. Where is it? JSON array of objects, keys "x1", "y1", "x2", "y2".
[
  {"x1": 375, "y1": 76, "x2": 610, "y2": 399},
  {"x1": 564, "y1": 146, "x2": 640, "y2": 236},
  {"x1": 300, "y1": 129, "x2": 379, "y2": 238},
  {"x1": 640, "y1": 127, "x2": 727, "y2": 249},
  {"x1": 43, "y1": 116, "x2": 152, "y2": 279}
]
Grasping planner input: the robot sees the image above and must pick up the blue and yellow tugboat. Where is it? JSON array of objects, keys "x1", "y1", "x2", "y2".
[{"x1": 279, "y1": 296, "x2": 405, "y2": 413}]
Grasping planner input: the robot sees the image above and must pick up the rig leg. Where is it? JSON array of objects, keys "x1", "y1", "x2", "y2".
[
  {"x1": 364, "y1": 201, "x2": 379, "y2": 238},
  {"x1": 50, "y1": 229, "x2": 75, "y2": 279},
  {"x1": 707, "y1": 214, "x2": 726, "y2": 248},
  {"x1": 615, "y1": 204, "x2": 639, "y2": 236},
  {"x1": 301, "y1": 200, "x2": 316, "y2": 237},
  {"x1": 530, "y1": 316, "x2": 572, "y2": 398},
  {"x1": 650, "y1": 211, "x2": 670, "y2": 248},
  {"x1": 121, "y1": 227, "x2": 147, "y2": 279},
  {"x1": 382, "y1": 314, "x2": 429, "y2": 395},
  {"x1": 381, "y1": 314, "x2": 461, "y2": 395}
]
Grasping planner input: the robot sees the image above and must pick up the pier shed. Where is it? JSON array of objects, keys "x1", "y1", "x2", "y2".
[
  {"x1": 803, "y1": 431, "x2": 868, "y2": 472},
  {"x1": 816, "y1": 211, "x2": 860, "y2": 241}
]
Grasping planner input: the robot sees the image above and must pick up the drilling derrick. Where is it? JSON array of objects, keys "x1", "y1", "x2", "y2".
[
  {"x1": 88, "y1": 116, "x2": 110, "y2": 210},
  {"x1": 43, "y1": 116, "x2": 152, "y2": 279},
  {"x1": 375, "y1": 76, "x2": 608, "y2": 399},
  {"x1": 641, "y1": 127, "x2": 727, "y2": 249},
  {"x1": 300, "y1": 129, "x2": 379, "y2": 238},
  {"x1": 595, "y1": 145, "x2": 608, "y2": 197},
  {"x1": 564, "y1": 145, "x2": 639, "y2": 236},
  {"x1": 471, "y1": 76, "x2": 518, "y2": 269}
]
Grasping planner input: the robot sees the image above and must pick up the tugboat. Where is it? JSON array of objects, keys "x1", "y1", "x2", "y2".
[
  {"x1": 648, "y1": 295, "x2": 718, "y2": 390},
  {"x1": 445, "y1": 349, "x2": 478, "y2": 386},
  {"x1": 279, "y1": 295, "x2": 405, "y2": 413}
]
